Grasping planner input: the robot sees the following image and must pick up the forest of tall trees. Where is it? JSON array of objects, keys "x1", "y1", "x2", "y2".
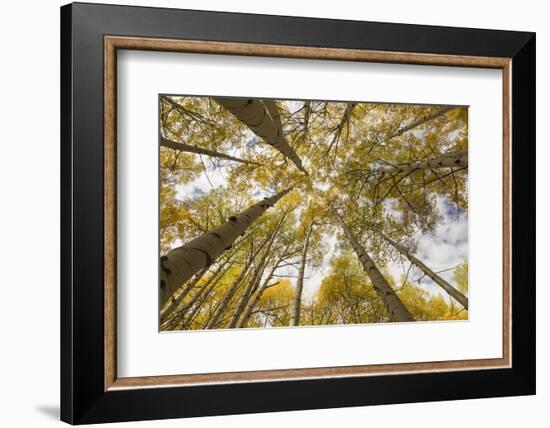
[{"x1": 159, "y1": 95, "x2": 469, "y2": 331}]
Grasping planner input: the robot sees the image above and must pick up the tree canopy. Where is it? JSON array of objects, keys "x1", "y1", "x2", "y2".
[{"x1": 159, "y1": 96, "x2": 468, "y2": 330}]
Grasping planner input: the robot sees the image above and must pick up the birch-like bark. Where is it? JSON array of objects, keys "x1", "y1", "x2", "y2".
[
  {"x1": 235, "y1": 267, "x2": 276, "y2": 328},
  {"x1": 289, "y1": 223, "x2": 314, "y2": 326},
  {"x1": 227, "y1": 213, "x2": 286, "y2": 328},
  {"x1": 204, "y1": 230, "x2": 278, "y2": 329},
  {"x1": 214, "y1": 97, "x2": 307, "y2": 173},
  {"x1": 180, "y1": 279, "x2": 220, "y2": 330},
  {"x1": 372, "y1": 150, "x2": 468, "y2": 176},
  {"x1": 160, "y1": 265, "x2": 208, "y2": 323},
  {"x1": 229, "y1": 264, "x2": 266, "y2": 328},
  {"x1": 161, "y1": 262, "x2": 233, "y2": 330},
  {"x1": 382, "y1": 106, "x2": 456, "y2": 143},
  {"x1": 236, "y1": 247, "x2": 289, "y2": 328},
  {"x1": 162, "y1": 237, "x2": 250, "y2": 323},
  {"x1": 331, "y1": 206, "x2": 415, "y2": 322},
  {"x1": 161, "y1": 137, "x2": 260, "y2": 165},
  {"x1": 160, "y1": 188, "x2": 292, "y2": 306},
  {"x1": 378, "y1": 232, "x2": 468, "y2": 309},
  {"x1": 203, "y1": 264, "x2": 250, "y2": 329}
]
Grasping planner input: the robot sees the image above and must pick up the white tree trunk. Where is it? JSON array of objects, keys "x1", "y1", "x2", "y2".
[
  {"x1": 373, "y1": 150, "x2": 468, "y2": 175},
  {"x1": 203, "y1": 263, "x2": 250, "y2": 329},
  {"x1": 289, "y1": 223, "x2": 314, "y2": 326},
  {"x1": 181, "y1": 278, "x2": 222, "y2": 330},
  {"x1": 379, "y1": 232, "x2": 468, "y2": 309},
  {"x1": 160, "y1": 266, "x2": 208, "y2": 323},
  {"x1": 229, "y1": 264, "x2": 266, "y2": 328},
  {"x1": 204, "y1": 237, "x2": 269, "y2": 330},
  {"x1": 161, "y1": 262, "x2": 233, "y2": 329},
  {"x1": 160, "y1": 188, "x2": 292, "y2": 306},
  {"x1": 214, "y1": 97, "x2": 307, "y2": 173},
  {"x1": 236, "y1": 254, "x2": 286, "y2": 328},
  {"x1": 228, "y1": 212, "x2": 287, "y2": 328},
  {"x1": 382, "y1": 106, "x2": 455, "y2": 143},
  {"x1": 161, "y1": 137, "x2": 261, "y2": 165},
  {"x1": 331, "y1": 206, "x2": 415, "y2": 322}
]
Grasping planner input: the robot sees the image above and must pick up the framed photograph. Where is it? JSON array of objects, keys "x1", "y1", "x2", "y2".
[{"x1": 61, "y1": 2, "x2": 535, "y2": 424}]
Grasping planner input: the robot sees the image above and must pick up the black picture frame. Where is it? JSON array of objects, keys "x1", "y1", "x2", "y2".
[{"x1": 61, "y1": 2, "x2": 535, "y2": 424}]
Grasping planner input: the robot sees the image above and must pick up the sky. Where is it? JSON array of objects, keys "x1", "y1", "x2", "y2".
[
  {"x1": 174, "y1": 160, "x2": 468, "y2": 303},
  {"x1": 171, "y1": 100, "x2": 468, "y2": 305},
  {"x1": 295, "y1": 196, "x2": 467, "y2": 300}
]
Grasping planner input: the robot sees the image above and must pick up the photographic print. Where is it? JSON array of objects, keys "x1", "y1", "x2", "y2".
[{"x1": 159, "y1": 96, "x2": 469, "y2": 331}]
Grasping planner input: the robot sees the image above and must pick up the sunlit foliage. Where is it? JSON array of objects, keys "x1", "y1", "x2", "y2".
[{"x1": 159, "y1": 96, "x2": 469, "y2": 330}]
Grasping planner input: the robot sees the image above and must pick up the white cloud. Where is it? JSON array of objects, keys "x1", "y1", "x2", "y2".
[
  {"x1": 392, "y1": 196, "x2": 468, "y2": 297},
  {"x1": 176, "y1": 162, "x2": 229, "y2": 201},
  {"x1": 301, "y1": 232, "x2": 338, "y2": 297}
]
